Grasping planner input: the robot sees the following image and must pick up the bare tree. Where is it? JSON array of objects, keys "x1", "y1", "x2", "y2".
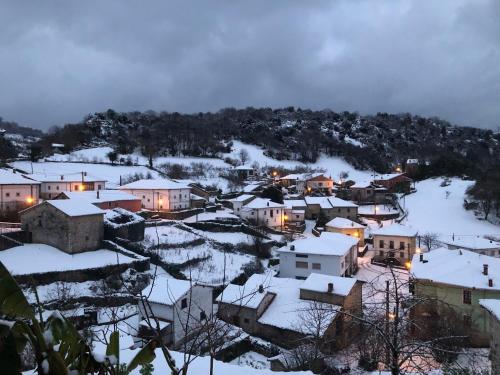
[
  {"x1": 238, "y1": 148, "x2": 250, "y2": 165},
  {"x1": 421, "y1": 232, "x2": 439, "y2": 251}
]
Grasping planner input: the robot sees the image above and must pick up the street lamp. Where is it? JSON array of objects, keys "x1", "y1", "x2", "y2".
[{"x1": 26, "y1": 196, "x2": 34, "y2": 205}]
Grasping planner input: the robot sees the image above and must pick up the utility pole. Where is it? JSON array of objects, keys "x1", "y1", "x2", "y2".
[{"x1": 385, "y1": 280, "x2": 390, "y2": 367}]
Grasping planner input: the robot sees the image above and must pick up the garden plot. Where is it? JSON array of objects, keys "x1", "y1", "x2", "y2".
[{"x1": 143, "y1": 224, "x2": 202, "y2": 247}]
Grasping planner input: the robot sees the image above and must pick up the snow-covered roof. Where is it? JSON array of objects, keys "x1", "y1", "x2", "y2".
[
  {"x1": 105, "y1": 208, "x2": 144, "y2": 226},
  {"x1": 407, "y1": 159, "x2": 419, "y2": 164},
  {"x1": 439, "y1": 235, "x2": 500, "y2": 250},
  {"x1": 46, "y1": 199, "x2": 105, "y2": 217},
  {"x1": 228, "y1": 194, "x2": 255, "y2": 203},
  {"x1": 234, "y1": 165, "x2": 254, "y2": 170},
  {"x1": 141, "y1": 276, "x2": 192, "y2": 306},
  {"x1": 328, "y1": 197, "x2": 358, "y2": 208},
  {"x1": 283, "y1": 199, "x2": 307, "y2": 209},
  {"x1": 350, "y1": 180, "x2": 373, "y2": 188},
  {"x1": 411, "y1": 248, "x2": 500, "y2": 291},
  {"x1": 372, "y1": 223, "x2": 417, "y2": 237},
  {"x1": 25, "y1": 173, "x2": 106, "y2": 183},
  {"x1": 119, "y1": 179, "x2": 190, "y2": 190},
  {"x1": 61, "y1": 190, "x2": 139, "y2": 203},
  {"x1": 242, "y1": 197, "x2": 285, "y2": 209},
  {"x1": 479, "y1": 299, "x2": 500, "y2": 321},
  {"x1": 280, "y1": 173, "x2": 305, "y2": 180},
  {"x1": 216, "y1": 273, "x2": 274, "y2": 309},
  {"x1": 325, "y1": 217, "x2": 364, "y2": 230},
  {"x1": 300, "y1": 273, "x2": 357, "y2": 296},
  {"x1": 277, "y1": 232, "x2": 358, "y2": 256},
  {"x1": 374, "y1": 173, "x2": 408, "y2": 181},
  {"x1": 51, "y1": 143, "x2": 64, "y2": 148},
  {"x1": 0, "y1": 244, "x2": 139, "y2": 276},
  {"x1": 242, "y1": 183, "x2": 263, "y2": 193},
  {"x1": 0, "y1": 169, "x2": 41, "y2": 185}
]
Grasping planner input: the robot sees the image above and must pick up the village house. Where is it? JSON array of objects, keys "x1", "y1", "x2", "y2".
[
  {"x1": 137, "y1": 276, "x2": 213, "y2": 349},
  {"x1": 0, "y1": 169, "x2": 40, "y2": 219},
  {"x1": 277, "y1": 232, "x2": 358, "y2": 278},
  {"x1": 439, "y1": 235, "x2": 500, "y2": 258},
  {"x1": 216, "y1": 273, "x2": 362, "y2": 350},
  {"x1": 325, "y1": 217, "x2": 365, "y2": 247},
  {"x1": 348, "y1": 180, "x2": 389, "y2": 204},
  {"x1": 25, "y1": 173, "x2": 106, "y2": 199},
  {"x1": 479, "y1": 299, "x2": 500, "y2": 373},
  {"x1": 232, "y1": 165, "x2": 257, "y2": 180},
  {"x1": 20, "y1": 200, "x2": 104, "y2": 254},
  {"x1": 405, "y1": 158, "x2": 419, "y2": 177},
  {"x1": 283, "y1": 199, "x2": 306, "y2": 226},
  {"x1": 304, "y1": 196, "x2": 358, "y2": 221},
  {"x1": 228, "y1": 194, "x2": 256, "y2": 215},
  {"x1": 119, "y1": 179, "x2": 191, "y2": 212},
  {"x1": 304, "y1": 174, "x2": 334, "y2": 195},
  {"x1": 56, "y1": 190, "x2": 142, "y2": 212},
  {"x1": 372, "y1": 223, "x2": 417, "y2": 264},
  {"x1": 189, "y1": 193, "x2": 207, "y2": 209},
  {"x1": 239, "y1": 197, "x2": 286, "y2": 230},
  {"x1": 411, "y1": 248, "x2": 500, "y2": 346},
  {"x1": 373, "y1": 173, "x2": 413, "y2": 193}
]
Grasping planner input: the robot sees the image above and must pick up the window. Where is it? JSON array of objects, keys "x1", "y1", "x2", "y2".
[
  {"x1": 399, "y1": 241, "x2": 405, "y2": 250},
  {"x1": 295, "y1": 254, "x2": 308, "y2": 258},
  {"x1": 48, "y1": 194, "x2": 51, "y2": 198},
  {"x1": 389, "y1": 241, "x2": 394, "y2": 249},
  {"x1": 379, "y1": 240, "x2": 384, "y2": 249},
  {"x1": 347, "y1": 208, "x2": 350, "y2": 213},
  {"x1": 400, "y1": 251, "x2": 404, "y2": 258},
  {"x1": 56, "y1": 186, "x2": 59, "y2": 190},
  {"x1": 85, "y1": 236, "x2": 89, "y2": 241},
  {"x1": 75, "y1": 185, "x2": 79, "y2": 191},
  {"x1": 233, "y1": 316, "x2": 240, "y2": 325},
  {"x1": 463, "y1": 314, "x2": 472, "y2": 327},
  {"x1": 5, "y1": 193, "x2": 9, "y2": 197},
  {"x1": 251, "y1": 211, "x2": 254, "y2": 216},
  {"x1": 379, "y1": 250, "x2": 384, "y2": 256},
  {"x1": 142, "y1": 195, "x2": 146, "y2": 199},
  {"x1": 243, "y1": 318, "x2": 250, "y2": 324},
  {"x1": 296, "y1": 261, "x2": 308, "y2": 269},
  {"x1": 295, "y1": 215, "x2": 299, "y2": 219},
  {"x1": 319, "y1": 182, "x2": 323, "y2": 187},
  {"x1": 147, "y1": 199, "x2": 150, "y2": 202},
  {"x1": 48, "y1": 186, "x2": 51, "y2": 190},
  {"x1": 312, "y1": 263, "x2": 321, "y2": 270},
  {"x1": 264, "y1": 210, "x2": 267, "y2": 216},
  {"x1": 463, "y1": 290, "x2": 472, "y2": 305},
  {"x1": 98, "y1": 184, "x2": 102, "y2": 190},
  {"x1": 337, "y1": 208, "x2": 341, "y2": 213},
  {"x1": 200, "y1": 311, "x2": 207, "y2": 320},
  {"x1": 270, "y1": 210, "x2": 273, "y2": 218},
  {"x1": 15, "y1": 192, "x2": 19, "y2": 197},
  {"x1": 181, "y1": 298, "x2": 187, "y2": 309},
  {"x1": 108, "y1": 202, "x2": 112, "y2": 207}
]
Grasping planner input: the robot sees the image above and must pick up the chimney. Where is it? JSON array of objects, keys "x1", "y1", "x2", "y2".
[
  {"x1": 96, "y1": 190, "x2": 100, "y2": 199},
  {"x1": 60, "y1": 175, "x2": 64, "y2": 181},
  {"x1": 327, "y1": 283, "x2": 333, "y2": 293},
  {"x1": 267, "y1": 202, "x2": 269, "y2": 206},
  {"x1": 489, "y1": 279, "x2": 494, "y2": 288},
  {"x1": 483, "y1": 264, "x2": 489, "y2": 276},
  {"x1": 290, "y1": 245, "x2": 295, "y2": 251},
  {"x1": 419, "y1": 254, "x2": 424, "y2": 262},
  {"x1": 258, "y1": 284, "x2": 264, "y2": 293}
]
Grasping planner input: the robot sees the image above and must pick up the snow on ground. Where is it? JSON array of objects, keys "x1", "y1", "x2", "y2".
[
  {"x1": 191, "y1": 228, "x2": 257, "y2": 245},
  {"x1": 0, "y1": 244, "x2": 141, "y2": 275},
  {"x1": 183, "y1": 209, "x2": 239, "y2": 223},
  {"x1": 10, "y1": 160, "x2": 161, "y2": 188},
  {"x1": 402, "y1": 178, "x2": 500, "y2": 237},
  {"x1": 143, "y1": 224, "x2": 200, "y2": 246},
  {"x1": 224, "y1": 140, "x2": 373, "y2": 181},
  {"x1": 230, "y1": 351, "x2": 270, "y2": 370},
  {"x1": 358, "y1": 204, "x2": 399, "y2": 216}
]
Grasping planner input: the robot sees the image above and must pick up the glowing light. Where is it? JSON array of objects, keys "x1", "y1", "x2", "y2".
[
  {"x1": 272, "y1": 171, "x2": 278, "y2": 177},
  {"x1": 159, "y1": 199, "x2": 163, "y2": 205},
  {"x1": 79, "y1": 185, "x2": 84, "y2": 191},
  {"x1": 26, "y1": 196, "x2": 34, "y2": 204},
  {"x1": 388, "y1": 312, "x2": 396, "y2": 321},
  {"x1": 283, "y1": 214, "x2": 288, "y2": 221},
  {"x1": 416, "y1": 247, "x2": 421, "y2": 254},
  {"x1": 405, "y1": 261, "x2": 412, "y2": 270},
  {"x1": 395, "y1": 166, "x2": 402, "y2": 173}
]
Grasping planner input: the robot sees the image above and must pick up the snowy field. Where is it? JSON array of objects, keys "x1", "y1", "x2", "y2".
[
  {"x1": 143, "y1": 224, "x2": 200, "y2": 246},
  {"x1": 10, "y1": 160, "x2": 160, "y2": 188},
  {"x1": 0, "y1": 244, "x2": 140, "y2": 275},
  {"x1": 402, "y1": 178, "x2": 500, "y2": 237}
]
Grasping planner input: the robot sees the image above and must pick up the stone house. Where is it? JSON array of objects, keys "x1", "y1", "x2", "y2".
[
  {"x1": 279, "y1": 173, "x2": 333, "y2": 195},
  {"x1": 232, "y1": 165, "x2": 257, "y2": 180},
  {"x1": 373, "y1": 173, "x2": 412, "y2": 193},
  {"x1": 479, "y1": 299, "x2": 500, "y2": 373},
  {"x1": 411, "y1": 248, "x2": 500, "y2": 347},
  {"x1": 217, "y1": 273, "x2": 362, "y2": 350},
  {"x1": 277, "y1": 232, "x2": 358, "y2": 278},
  {"x1": 372, "y1": 223, "x2": 417, "y2": 264},
  {"x1": 228, "y1": 194, "x2": 256, "y2": 216},
  {"x1": 325, "y1": 217, "x2": 365, "y2": 247},
  {"x1": 119, "y1": 179, "x2": 191, "y2": 212},
  {"x1": 304, "y1": 196, "x2": 358, "y2": 221},
  {"x1": 0, "y1": 169, "x2": 40, "y2": 219},
  {"x1": 349, "y1": 181, "x2": 389, "y2": 204},
  {"x1": 56, "y1": 190, "x2": 142, "y2": 212},
  {"x1": 137, "y1": 276, "x2": 213, "y2": 349},
  {"x1": 283, "y1": 199, "x2": 306, "y2": 226},
  {"x1": 25, "y1": 173, "x2": 106, "y2": 199},
  {"x1": 20, "y1": 200, "x2": 104, "y2": 254},
  {"x1": 104, "y1": 208, "x2": 145, "y2": 242}
]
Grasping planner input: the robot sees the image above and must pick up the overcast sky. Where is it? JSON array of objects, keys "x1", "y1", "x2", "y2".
[{"x1": 1, "y1": 0, "x2": 499, "y2": 130}]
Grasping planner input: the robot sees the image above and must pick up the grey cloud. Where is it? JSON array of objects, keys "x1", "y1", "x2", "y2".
[{"x1": 0, "y1": 0, "x2": 499, "y2": 129}]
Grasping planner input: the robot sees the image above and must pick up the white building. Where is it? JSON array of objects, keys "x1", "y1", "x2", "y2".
[
  {"x1": 277, "y1": 232, "x2": 358, "y2": 278},
  {"x1": 0, "y1": 169, "x2": 40, "y2": 217},
  {"x1": 283, "y1": 199, "x2": 306, "y2": 224},
  {"x1": 25, "y1": 173, "x2": 106, "y2": 199},
  {"x1": 228, "y1": 194, "x2": 255, "y2": 215},
  {"x1": 240, "y1": 197, "x2": 286, "y2": 229},
  {"x1": 372, "y1": 223, "x2": 418, "y2": 263},
  {"x1": 119, "y1": 179, "x2": 191, "y2": 212},
  {"x1": 137, "y1": 276, "x2": 213, "y2": 348},
  {"x1": 440, "y1": 235, "x2": 500, "y2": 258}
]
